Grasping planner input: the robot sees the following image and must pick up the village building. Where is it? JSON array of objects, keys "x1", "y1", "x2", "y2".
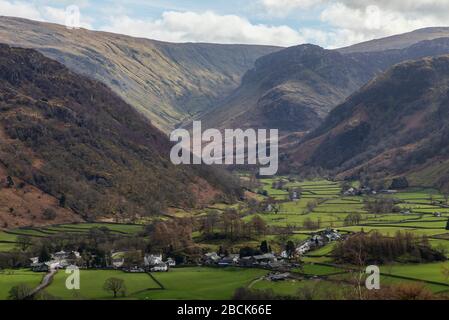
[
  {"x1": 53, "y1": 250, "x2": 69, "y2": 260},
  {"x1": 267, "y1": 260, "x2": 291, "y2": 270},
  {"x1": 31, "y1": 262, "x2": 49, "y2": 273},
  {"x1": 296, "y1": 242, "x2": 311, "y2": 255},
  {"x1": 252, "y1": 253, "x2": 277, "y2": 266},
  {"x1": 267, "y1": 273, "x2": 291, "y2": 281},
  {"x1": 217, "y1": 254, "x2": 239, "y2": 266},
  {"x1": 166, "y1": 258, "x2": 176, "y2": 267},
  {"x1": 144, "y1": 254, "x2": 163, "y2": 267},
  {"x1": 150, "y1": 262, "x2": 168, "y2": 272},
  {"x1": 203, "y1": 252, "x2": 220, "y2": 265},
  {"x1": 111, "y1": 252, "x2": 126, "y2": 269}
]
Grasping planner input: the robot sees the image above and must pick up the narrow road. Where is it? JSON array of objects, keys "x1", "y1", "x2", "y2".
[{"x1": 29, "y1": 269, "x2": 58, "y2": 298}]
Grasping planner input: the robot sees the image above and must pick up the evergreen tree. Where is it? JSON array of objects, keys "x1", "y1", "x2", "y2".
[
  {"x1": 6, "y1": 176, "x2": 14, "y2": 188},
  {"x1": 59, "y1": 194, "x2": 66, "y2": 208},
  {"x1": 286, "y1": 241, "x2": 296, "y2": 258},
  {"x1": 260, "y1": 240, "x2": 269, "y2": 254},
  {"x1": 38, "y1": 246, "x2": 51, "y2": 263}
]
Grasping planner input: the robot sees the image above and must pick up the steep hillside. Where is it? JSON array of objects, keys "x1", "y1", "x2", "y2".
[
  {"x1": 200, "y1": 45, "x2": 374, "y2": 135},
  {"x1": 0, "y1": 17, "x2": 279, "y2": 132},
  {"x1": 288, "y1": 55, "x2": 449, "y2": 187},
  {"x1": 0, "y1": 44, "x2": 240, "y2": 228},
  {"x1": 200, "y1": 37, "x2": 449, "y2": 140},
  {"x1": 339, "y1": 27, "x2": 449, "y2": 53}
]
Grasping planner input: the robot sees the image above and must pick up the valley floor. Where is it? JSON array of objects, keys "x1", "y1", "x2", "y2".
[{"x1": 1, "y1": 178, "x2": 449, "y2": 300}]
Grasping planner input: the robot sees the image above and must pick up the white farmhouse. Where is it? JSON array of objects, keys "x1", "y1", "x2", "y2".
[
  {"x1": 144, "y1": 254, "x2": 163, "y2": 267},
  {"x1": 150, "y1": 262, "x2": 168, "y2": 272}
]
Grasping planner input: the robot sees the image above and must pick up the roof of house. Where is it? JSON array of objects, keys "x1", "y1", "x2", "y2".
[
  {"x1": 253, "y1": 253, "x2": 275, "y2": 260},
  {"x1": 153, "y1": 263, "x2": 168, "y2": 268}
]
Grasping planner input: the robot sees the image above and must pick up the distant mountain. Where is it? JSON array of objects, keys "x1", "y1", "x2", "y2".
[
  {"x1": 0, "y1": 44, "x2": 240, "y2": 228},
  {"x1": 288, "y1": 55, "x2": 449, "y2": 187},
  {"x1": 0, "y1": 17, "x2": 280, "y2": 132},
  {"x1": 199, "y1": 44, "x2": 374, "y2": 135},
  {"x1": 339, "y1": 27, "x2": 449, "y2": 53},
  {"x1": 200, "y1": 37, "x2": 449, "y2": 138}
]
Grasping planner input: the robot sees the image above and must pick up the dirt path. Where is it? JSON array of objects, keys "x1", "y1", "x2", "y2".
[{"x1": 247, "y1": 276, "x2": 265, "y2": 289}]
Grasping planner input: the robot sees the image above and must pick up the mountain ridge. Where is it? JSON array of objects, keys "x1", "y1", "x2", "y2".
[
  {"x1": 199, "y1": 37, "x2": 449, "y2": 139},
  {"x1": 0, "y1": 16, "x2": 280, "y2": 132},
  {"x1": 339, "y1": 27, "x2": 449, "y2": 53}
]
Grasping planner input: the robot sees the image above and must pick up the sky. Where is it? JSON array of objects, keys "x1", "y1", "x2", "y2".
[{"x1": 1, "y1": 0, "x2": 449, "y2": 48}]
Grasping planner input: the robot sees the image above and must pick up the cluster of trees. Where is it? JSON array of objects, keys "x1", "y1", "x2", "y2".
[
  {"x1": 144, "y1": 218, "x2": 194, "y2": 256},
  {"x1": 333, "y1": 231, "x2": 446, "y2": 264},
  {"x1": 7, "y1": 283, "x2": 58, "y2": 301},
  {"x1": 363, "y1": 197, "x2": 400, "y2": 214},
  {"x1": 390, "y1": 177, "x2": 409, "y2": 189},
  {"x1": 344, "y1": 213, "x2": 362, "y2": 226},
  {"x1": 239, "y1": 241, "x2": 273, "y2": 258},
  {"x1": 303, "y1": 199, "x2": 325, "y2": 214},
  {"x1": 272, "y1": 180, "x2": 287, "y2": 190},
  {"x1": 200, "y1": 210, "x2": 268, "y2": 241},
  {"x1": 0, "y1": 217, "x2": 204, "y2": 270},
  {"x1": 0, "y1": 227, "x2": 147, "y2": 269},
  {"x1": 302, "y1": 217, "x2": 322, "y2": 230}
]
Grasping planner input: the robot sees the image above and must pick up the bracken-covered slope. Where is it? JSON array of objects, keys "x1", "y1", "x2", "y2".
[
  {"x1": 0, "y1": 16, "x2": 280, "y2": 132},
  {"x1": 288, "y1": 55, "x2": 449, "y2": 187},
  {"x1": 0, "y1": 44, "x2": 240, "y2": 228}
]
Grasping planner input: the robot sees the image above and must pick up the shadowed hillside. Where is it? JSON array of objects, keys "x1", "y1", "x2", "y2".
[
  {"x1": 288, "y1": 55, "x2": 449, "y2": 187},
  {"x1": 0, "y1": 17, "x2": 280, "y2": 132},
  {"x1": 199, "y1": 44, "x2": 375, "y2": 135},
  {"x1": 0, "y1": 44, "x2": 241, "y2": 228}
]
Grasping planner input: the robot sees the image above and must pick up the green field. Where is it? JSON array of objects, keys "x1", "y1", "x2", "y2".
[
  {"x1": 383, "y1": 262, "x2": 449, "y2": 285},
  {"x1": 46, "y1": 270, "x2": 160, "y2": 300},
  {"x1": 135, "y1": 268, "x2": 268, "y2": 300},
  {"x1": 249, "y1": 178, "x2": 449, "y2": 297},
  {"x1": 41, "y1": 268, "x2": 268, "y2": 300},
  {"x1": 252, "y1": 278, "x2": 347, "y2": 297},
  {"x1": 0, "y1": 270, "x2": 43, "y2": 300}
]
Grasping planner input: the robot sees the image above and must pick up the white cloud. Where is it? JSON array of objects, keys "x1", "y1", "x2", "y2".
[
  {"x1": 101, "y1": 11, "x2": 305, "y2": 47},
  {"x1": 0, "y1": 0, "x2": 92, "y2": 28},
  {"x1": 261, "y1": 0, "x2": 324, "y2": 15},
  {"x1": 261, "y1": 0, "x2": 449, "y2": 48},
  {"x1": 1, "y1": 0, "x2": 448, "y2": 49},
  {"x1": 320, "y1": 1, "x2": 449, "y2": 47},
  {"x1": 0, "y1": 0, "x2": 42, "y2": 20}
]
